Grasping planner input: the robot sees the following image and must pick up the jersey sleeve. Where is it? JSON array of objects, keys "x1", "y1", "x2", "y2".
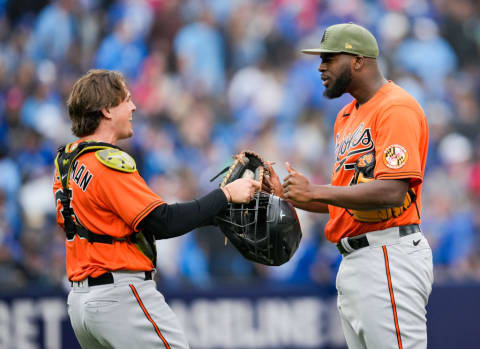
[
  {"x1": 373, "y1": 104, "x2": 425, "y2": 186},
  {"x1": 95, "y1": 166, "x2": 165, "y2": 231}
]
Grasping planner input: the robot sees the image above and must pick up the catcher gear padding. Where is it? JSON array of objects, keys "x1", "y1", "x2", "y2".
[
  {"x1": 95, "y1": 148, "x2": 137, "y2": 172},
  {"x1": 216, "y1": 192, "x2": 302, "y2": 266},
  {"x1": 349, "y1": 151, "x2": 417, "y2": 222},
  {"x1": 211, "y1": 151, "x2": 268, "y2": 189}
]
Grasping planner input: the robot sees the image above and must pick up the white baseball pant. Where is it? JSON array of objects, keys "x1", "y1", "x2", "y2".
[
  {"x1": 67, "y1": 270, "x2": 189, "y2": 349},
  {"x1": 336, "y1": 226, "x2": 434, "y2": 349}
]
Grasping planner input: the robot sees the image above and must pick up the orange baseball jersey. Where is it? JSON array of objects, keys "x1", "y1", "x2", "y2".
[
  {"x1": 325, "y1": 81, "x2": 429, "y2": 243},
  {"x1": 53, "y1": 143, "x2": 165, "y2": 281}
]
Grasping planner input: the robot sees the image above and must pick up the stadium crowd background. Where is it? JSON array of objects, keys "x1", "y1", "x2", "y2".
[{"x1": 1, "y1": 0, "x2": 480, "y2": 293}]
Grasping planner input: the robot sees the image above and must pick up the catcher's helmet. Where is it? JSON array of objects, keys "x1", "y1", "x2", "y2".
[{"x1": 216, "y1": 192, "x2": 302, "y2": 266}]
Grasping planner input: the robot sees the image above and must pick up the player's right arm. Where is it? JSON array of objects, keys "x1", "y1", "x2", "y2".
[
  {"x1": 91, "y1": 155, "x2": 258, "y2": 240},
  {"x1": 139, "y1": 178, "x2": 259, "y2": 240},
  {"x1": 282, "y1": 164, "x2": 409, "y2": 210},
  {"x1": 268, "y1": 161, "x2": 407, "y2": 212}
]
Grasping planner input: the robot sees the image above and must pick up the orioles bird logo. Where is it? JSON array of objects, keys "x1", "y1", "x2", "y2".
[{"x1": 357, "y1": 152, "x2": 374, "y2": 168}]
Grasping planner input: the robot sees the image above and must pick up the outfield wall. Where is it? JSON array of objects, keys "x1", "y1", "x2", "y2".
[{"x1": 0, "y1": 283, "x2": 476, "y2": 349}]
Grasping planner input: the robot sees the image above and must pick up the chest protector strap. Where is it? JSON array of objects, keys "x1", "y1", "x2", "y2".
[{"x1": 55, "y1": 141, "x2": 122, "y2": 243}]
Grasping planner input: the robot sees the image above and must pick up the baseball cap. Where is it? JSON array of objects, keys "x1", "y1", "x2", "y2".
[{"x1": 302, "y1": 23, "x2": 379, "y2": 58}]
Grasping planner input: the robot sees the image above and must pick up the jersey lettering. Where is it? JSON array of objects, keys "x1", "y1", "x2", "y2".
[
  {"x1": 79, "y1": 171, "x2": 93, "y2": 191},
  {"x1": 70, "y1": 161, "x2": 94, "y2": 191},
  {"x1": 71, "y1": 160, "x2": 78, "y2": 180},
  {"x1": 335, "y1": 123, "x2": 374, "y2": 173},
  {"x1": 74, "y1": 164, "x2": 85, "y2": 184}
]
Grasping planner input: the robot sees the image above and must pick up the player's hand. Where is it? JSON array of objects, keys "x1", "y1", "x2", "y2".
[
  {"x1": 223, "y1": 178, "x2": 261, "y2": 203},
  {"x1": 263, "y1": 161, "x2": 284, "y2": 197},
  {"x1": 282, "y1": 162, "x2": 313, "y2": 203}
]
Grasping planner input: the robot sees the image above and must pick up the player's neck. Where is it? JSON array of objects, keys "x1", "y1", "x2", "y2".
[
  {"x1": 350, "y1": 72, "x2": 388, "y2": 106},
  {"x1": 80, "y1": 128, "x2": 118, "y2": 145}
]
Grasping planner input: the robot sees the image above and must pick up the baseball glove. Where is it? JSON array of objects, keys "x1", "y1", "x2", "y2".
[
  {"x1": 349, "y1": 151, "x2": 416, "y2": 222},
  {"x1": 210, "y1": 150, "x2": 269, "y2": 190}
]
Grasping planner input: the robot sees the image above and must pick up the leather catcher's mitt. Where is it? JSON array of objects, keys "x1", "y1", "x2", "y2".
[
  {"x1": 349, "y1": 151, "x2": 417, "y2": 222},
  {"x1": 211, "y1": 150, "x2": 268, "y2": 189}
]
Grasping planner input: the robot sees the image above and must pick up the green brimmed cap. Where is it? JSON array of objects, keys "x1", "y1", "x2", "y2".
[{"x1": 302, "y1": 23, "x2": 379, "y2": 58}]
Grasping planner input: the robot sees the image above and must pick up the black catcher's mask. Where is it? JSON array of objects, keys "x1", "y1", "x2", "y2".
[{"x1": 216, "y1": 192, "x2": 302, "y2": 266}]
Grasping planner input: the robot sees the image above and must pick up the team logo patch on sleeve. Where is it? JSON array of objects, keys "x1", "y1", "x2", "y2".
[{"x1": 383, "y1": 144, "x2": 407, "y2": 169}]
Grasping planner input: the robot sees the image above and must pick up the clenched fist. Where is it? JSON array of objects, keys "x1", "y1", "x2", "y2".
[
  {"x1": 222, "y1": 178, "x2": 261, "y2": 203},
  {"x1": 282, "y1": 162, "x2": 314, "y2": 203}
]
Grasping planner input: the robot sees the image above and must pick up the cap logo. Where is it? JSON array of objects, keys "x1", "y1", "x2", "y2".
[
  {"x1": 345, "y1": 43, "x2": 352, "y2": 49},
  {"x1": 383, "y1": 144, "x2": 408, "y2": 169}
]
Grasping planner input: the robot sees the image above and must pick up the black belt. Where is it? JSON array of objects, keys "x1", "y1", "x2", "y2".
[
  {"x1": 336, "y1": 224, "x2": 421, "y2": 255},
  {"x1": 79, "y1": 271, "x2": 153, "y2": 287}
]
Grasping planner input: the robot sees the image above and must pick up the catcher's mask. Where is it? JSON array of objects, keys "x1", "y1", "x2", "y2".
[{"x1": 216, "y1": 192, "x2": 302, "y2": 266}]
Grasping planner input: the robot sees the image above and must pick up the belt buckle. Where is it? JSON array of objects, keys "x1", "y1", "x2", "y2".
[
  {"x1": 338, "y1": 237, "x2": 356, "y2": 255},
  {"x1": 145, "y1": 270, "x2": 154, "y2": 280},
  {"x1": 71, "y1": 279, "x2": 89, "y2": 292},
  {"x1": 399, "y1": 224, "x2": 420, "y2": 237},
  {"x1": 72, "y1": 280, "x2": 86, "y2": 287}
]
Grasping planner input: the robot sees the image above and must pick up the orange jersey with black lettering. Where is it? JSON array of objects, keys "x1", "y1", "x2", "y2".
[
  {"x1": 53, "y1": 145, "x2": 164, "y2": 281},
  {"x1": 325, "y1": 82, "x2": 429, "y2": 243}
]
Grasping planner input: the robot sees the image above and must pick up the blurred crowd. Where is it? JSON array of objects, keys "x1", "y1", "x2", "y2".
[{"x1": 1, "y1": 0, "x2": 480, "y2": 293}]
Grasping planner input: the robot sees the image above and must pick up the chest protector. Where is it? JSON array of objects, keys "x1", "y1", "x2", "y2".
[{"x1": 54, "y1": 141, "x2": 157, "y2": 265}]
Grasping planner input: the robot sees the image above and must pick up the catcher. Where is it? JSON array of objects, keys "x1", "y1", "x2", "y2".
[{"x1": 53, "y1": 69, "x2": 259, "y2": 349}]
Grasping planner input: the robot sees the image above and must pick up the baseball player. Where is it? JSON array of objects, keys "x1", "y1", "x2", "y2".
[
  {"x1": 266, "y1": 23, "x2": 433, "y2": 349},
  {"x1": 53, "y1": 69, "x2": 260, "y2": 349}
]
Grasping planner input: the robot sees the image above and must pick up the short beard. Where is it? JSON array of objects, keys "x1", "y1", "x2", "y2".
[{"x1": 324, "y1": 66, "x2": 352, "y2": 99}]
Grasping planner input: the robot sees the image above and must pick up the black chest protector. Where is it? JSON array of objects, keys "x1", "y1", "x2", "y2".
[{"x1": 54, "y1": 141, "x2": 157, "y2": 265}]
